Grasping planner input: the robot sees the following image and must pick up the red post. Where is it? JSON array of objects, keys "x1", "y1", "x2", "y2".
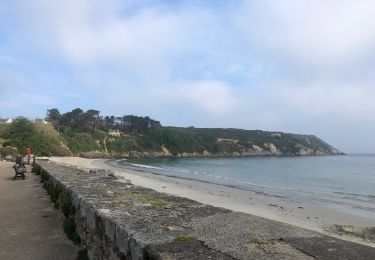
[{"x1": 26, "y1": 147, "x2": 31, "y2": 165}]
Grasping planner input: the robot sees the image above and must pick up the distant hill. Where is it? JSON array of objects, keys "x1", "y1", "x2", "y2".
[
  {"x1": 0, "y1": 110, "x2": 343, "y2": 159},
  {"x1": 99, "y1": 126, "x2": 342, "y2": 158},
  {"x1": 154, "y1": 127, "x2": 343, "y2": 157}
]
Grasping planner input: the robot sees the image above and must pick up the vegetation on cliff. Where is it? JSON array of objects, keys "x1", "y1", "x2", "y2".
[
  {"x1": 0, "y1": 108, "x2": 343, "y2": 158},
  {"x1": 0, "y1": 117, "x2": 71, "y2": 156}
]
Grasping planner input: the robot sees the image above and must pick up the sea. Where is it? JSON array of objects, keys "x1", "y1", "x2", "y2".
[{"x1": 110, "y1": 155, "x2": 375, "y2": 219}]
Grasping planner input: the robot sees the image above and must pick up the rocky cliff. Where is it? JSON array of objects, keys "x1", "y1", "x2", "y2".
[{"x1": 79, "y1": 128, "x2": 344, "y2": 159}]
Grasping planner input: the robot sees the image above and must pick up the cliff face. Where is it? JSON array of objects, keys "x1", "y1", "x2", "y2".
[{"x1": 78, "y1": 129, "x2": 343, "y2": 159}]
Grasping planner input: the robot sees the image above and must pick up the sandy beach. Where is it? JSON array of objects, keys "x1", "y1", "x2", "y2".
[{"x1": 50, "y1": 156, "x2": 375, "y2": 247}]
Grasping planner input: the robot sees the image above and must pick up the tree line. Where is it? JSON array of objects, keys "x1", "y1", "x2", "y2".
[{"x1": 46, "y1": 108, "x2": 161, "y2": 134}]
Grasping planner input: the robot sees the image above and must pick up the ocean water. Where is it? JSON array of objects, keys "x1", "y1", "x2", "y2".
[{"x1": 114, "y1": 155, "x2": 375, "y2": 219}]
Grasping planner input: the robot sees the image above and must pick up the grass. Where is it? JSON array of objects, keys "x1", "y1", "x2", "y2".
[
  {"x1": 148, "y1": 197, "x2": 169, "y2": 207},
  {"x1": 0, "y1": 146, "x2": 18, "y2": 158},
  {"x1": 60, "y1": 191, "x2": 75, "y2": 217},
  {"x1": 31, "y1": 163, "x2": 42, "y2": 175},
  {"x1": 51, "y1": 184, "x2": 61, "y2": 205},
  {"x1": 76, "y1": 249, "x2": 89, "y2": 260},
  {"x1": 63, "y1": 218, "x2": 81, "y2": 244},
  {"x1": 174, "y1": 236, "x2": 197, "y2": 242},
  {"x1": 127, "y1": 191, "x2": 170, "y2": 207},
  {"x1": 249, "y1": 239, "x2": 267, "y2": 245}
]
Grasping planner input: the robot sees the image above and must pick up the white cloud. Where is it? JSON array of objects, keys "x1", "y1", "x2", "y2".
[
  {"x1": 172, "y1": 80, "x2": 239, "y2": 115},
  {"x1": 274, "y1": 82, "x2": 375, "y2": 120},
  {"x1": 2, "y1": 0, "x2": 375, "y2": 151},
  {"x1": 236, "y1": 0, "x2": 375, "y2": 66},
  {"x1": 99, "y1": 80, "x2": 241, "y2": 116},
  {"x1": 13, "y1": 0, "x2": 215, "y2": 77}
]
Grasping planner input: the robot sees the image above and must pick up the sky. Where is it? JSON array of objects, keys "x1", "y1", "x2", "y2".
[{"x1": 1, "y1": 0, "x2": 375, "y2": 153}]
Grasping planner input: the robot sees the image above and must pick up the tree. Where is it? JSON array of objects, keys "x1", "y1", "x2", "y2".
[
  {"x1": 119, "y1": 115, "x2": 161, "y2": 134},
  {"x1": 60, "y1": 108, "x2": 84, "y2": 131},
  {"x1": 83, "y1": 109, "x2": 101, "y2": 131},
  {"x1": 46, "y1": 108, "x2": 61, "y2": 129},
  {"x1": 4, "y1": 117, "x2": 46, "y2": 156},
  {"x1": 46, "y1": 108, "x2": 161, "y2": 134},
  {"x1": 104, "y1": 116, "x2": 116, "y2": 130}
]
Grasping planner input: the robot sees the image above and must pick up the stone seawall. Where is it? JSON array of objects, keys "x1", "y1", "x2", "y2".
[{"x1": 36, "y1": 160, "x2": 374, "y2": 260}]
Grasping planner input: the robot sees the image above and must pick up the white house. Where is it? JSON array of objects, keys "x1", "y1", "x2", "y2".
[
  {"x1": 0, "y1": 118, "x2": 14, "y2": 124},
  {"x1": 271, "y1": 133, "x2": 282, "y2": 138},
  {"x1": 33, "y1": 118, "x2": 48, "y2": 124},
  {"x1": 108, "y1": 129, "x2": 121, "y2": 137}
]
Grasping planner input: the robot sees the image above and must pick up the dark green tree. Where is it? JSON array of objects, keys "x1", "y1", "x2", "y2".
[
  {"x1": 46, "y1": 108, "x2": 61, "y2": 130},
  {"x1": 60, "y1": 108, "x2": 84, "y2": 131},
  {"x1": 103, "y1": 116, "x2": 116, "y2": 130},
  {"x1": 82, "y1": 109, "x2": 101, "y2": 131}
]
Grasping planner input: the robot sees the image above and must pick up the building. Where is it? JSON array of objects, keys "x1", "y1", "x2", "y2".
[
  {"x1": 33, "y1": 118, "x2": 48, "y2": 124},
  {"x1": 271, "y1": 133, "x2": 282, "y2": 138},
  {"x1": 0, "y1": 118, "x2": 13, "y2": 124},
  {"x1": 108, "y1": 129, "x2": 121, "y2": 137}
]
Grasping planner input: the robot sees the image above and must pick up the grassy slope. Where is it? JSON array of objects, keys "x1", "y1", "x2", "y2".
[
  {"x1": 34, "y1": 123, "x2": 72, "y2": 156},
  {"x1": 0, "y1": 122, "x2": 71, "y2": 157}
]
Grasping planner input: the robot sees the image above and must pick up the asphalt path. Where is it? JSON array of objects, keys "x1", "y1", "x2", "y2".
[{"x1": 0, "y1": 161, "x2": 78, "y2": 260}]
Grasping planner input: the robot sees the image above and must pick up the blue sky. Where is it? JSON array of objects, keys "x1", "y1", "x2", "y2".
[{"x1": 1, "y1": 0, "x2": 375, "y2": 153}]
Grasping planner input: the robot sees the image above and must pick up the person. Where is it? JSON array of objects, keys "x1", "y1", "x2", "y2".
[
  {"x1": 15, "y1": 155, "x2": 23, "y2": 165},
  {"x1": 13, "y1": 155, "x2": 26, "y2": 180}
]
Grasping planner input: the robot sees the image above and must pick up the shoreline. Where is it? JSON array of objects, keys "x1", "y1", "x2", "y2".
[
  {"x1": 49, "y1": 156, "x2": 375, "y2": 247},
  {"x1": 80, "y1": 152, "x2": 345, "y2": 160}
]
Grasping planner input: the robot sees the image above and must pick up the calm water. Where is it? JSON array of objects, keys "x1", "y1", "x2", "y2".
[{"x1": 115, "y1": 155, "x2": 375, "y2": 219}]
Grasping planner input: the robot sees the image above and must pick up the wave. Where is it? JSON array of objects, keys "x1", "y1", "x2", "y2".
[
  {"x1": 126, "y1": 163, "x2": 164, "y2": 170},
  {"x1": 332, "y1": 192, "x2": 375, "y2": 203},
  {"x1": 116, "y1": 159, "x2": 278, "y2": 194},
  {"x1": 119, "y1": 159, "x2": 303, "y2": 193},
  {"x1": 110, "y1": 158, "x2": 375, "y2": 216}
]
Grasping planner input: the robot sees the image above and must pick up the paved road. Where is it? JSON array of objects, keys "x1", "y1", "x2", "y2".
[{"x1": 0, "y1": 161, "x2": 78, "y2": 260}]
